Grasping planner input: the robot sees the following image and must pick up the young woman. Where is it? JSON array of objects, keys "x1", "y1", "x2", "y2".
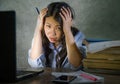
[{"x1": 28, "y1": 2, "x2": 87, "y2": 70}]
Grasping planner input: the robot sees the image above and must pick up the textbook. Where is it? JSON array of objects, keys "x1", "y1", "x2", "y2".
[
  {"x1": 51, "y1": 70, "x2": 104, "y2": 84},
  {"x1": 87, "y1": 46, "x2": 120, "y2": 60},
  {"x1": 84, "y1": 46, "x2": 120, "y2": 70},
  {"x1": 87, "y1": 40, "x2": 120, "y2": 53},
  {"x1": 83, "y1": 59, "x2": 120, "y2": 70},
  {"x1": 83, "y1": 46, "x2": 120, "y2": 75}
]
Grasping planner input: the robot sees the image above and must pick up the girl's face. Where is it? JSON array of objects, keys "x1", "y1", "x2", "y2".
[{"x1": 44, "y1": 16, "x2": 62, "y2": 46}]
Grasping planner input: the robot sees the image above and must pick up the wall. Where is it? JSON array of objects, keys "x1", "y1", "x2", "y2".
[{"x1": 0, "y1": 0, "x2": 120, "y2": 68}]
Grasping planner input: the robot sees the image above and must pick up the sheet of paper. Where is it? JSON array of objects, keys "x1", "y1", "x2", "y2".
[{"x1": 51, "y1": 70, "x2": 104, "y2": 84}]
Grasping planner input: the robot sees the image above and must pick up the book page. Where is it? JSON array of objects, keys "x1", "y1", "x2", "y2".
[{"x1": 87, "y1": 40, "x2": 120, "y2": 53}]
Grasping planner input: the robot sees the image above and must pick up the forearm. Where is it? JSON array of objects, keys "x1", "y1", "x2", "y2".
[
  {"x1": 30, "y1": 8, "x2": 47, "y2": 60},
  {"x1": 64, "y1": 29, "x2": 83, "y2": 68},
  {"x1": 60, "y1": 6, "x2": 83, "y2": 68},
  {"x1": 30, "y1": 29, "x2": 43, "y2": 60}
]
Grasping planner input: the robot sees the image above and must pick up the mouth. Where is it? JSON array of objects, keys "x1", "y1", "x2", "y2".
[{"x1": 49, "y1": 38, "x2": 57, "y2": 42}]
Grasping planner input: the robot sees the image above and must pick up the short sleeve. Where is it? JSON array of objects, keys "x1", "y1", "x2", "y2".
[
  {"x1": 74, "y1": 31, "x2": 87, "y2": 58},
  {"x1": 75, "y1": 31, "x2": 85, "y2": 46}
]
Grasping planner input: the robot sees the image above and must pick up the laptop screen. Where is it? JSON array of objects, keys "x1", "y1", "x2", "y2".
[
  {"x1": 0, "y1": 10, "x2": 44, "y2": 83},
  {"x1": 0, "y1": 11, "x2": 16, "y2": 82}
]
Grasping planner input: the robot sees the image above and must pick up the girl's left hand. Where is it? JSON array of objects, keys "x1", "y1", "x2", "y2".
[{"x1": 60, "y1": 7, "x2": 73, "y2": 33}]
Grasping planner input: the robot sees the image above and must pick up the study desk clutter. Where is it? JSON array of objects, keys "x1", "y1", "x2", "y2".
[{"x1": 6, "y1": 68, "x2": 120, "y2": 84}]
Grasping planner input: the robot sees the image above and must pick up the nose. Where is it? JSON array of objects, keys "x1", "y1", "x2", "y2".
[{"x1": 51, "y1": 28, "x2": 56, "y2": 36}]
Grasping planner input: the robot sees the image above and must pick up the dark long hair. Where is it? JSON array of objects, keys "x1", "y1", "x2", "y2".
[{"x1": 41, "y1": 2, "x2": 79, "y2": 67}]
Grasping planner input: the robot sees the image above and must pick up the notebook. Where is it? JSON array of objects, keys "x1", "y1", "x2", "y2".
[{"x1": 0, "y1": 11, "x2": 44, "y2": 83}]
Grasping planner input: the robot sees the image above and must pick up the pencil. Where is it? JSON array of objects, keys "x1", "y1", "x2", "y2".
[
  {"x1": 80, "y1": 73, "x2": 97, "y2": 81},
  {"x1": 35, "y1": 7, "x2": 40, "y2": 14}
]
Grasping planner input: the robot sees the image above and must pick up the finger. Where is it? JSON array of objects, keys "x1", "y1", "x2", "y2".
[
  {"x1": 40, "y1": 8, "x2": 48, "y2": 15},
  {"x1": 67, "y1": 7, "x2": 72, "y2": 17},
  {"x1": 59, "y1": 12, "x2": 65, "y2": 21},
  {"x1": 62, "y1": 7, "x2": 69, "y2": 15},
  {"x1": 41, "y1": 8, "x2": 48, "y2": 12},
  {"x1": 39, "y1": 8, "x2": 48, "y2": 18},
  {"x1": 61, "y1": 8, "x2": 68, "y2": 20}
]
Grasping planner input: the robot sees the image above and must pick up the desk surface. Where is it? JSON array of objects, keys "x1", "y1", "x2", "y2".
[{"x1": 10, "y1": 68, "x2": 120, "y2": 84}]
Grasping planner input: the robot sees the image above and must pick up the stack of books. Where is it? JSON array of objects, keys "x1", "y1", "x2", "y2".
[{"x1": 83, "y1": 46, "x2": 120, "y2": 74}]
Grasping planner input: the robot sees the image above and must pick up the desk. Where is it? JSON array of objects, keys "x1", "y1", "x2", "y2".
[{"x1": 10, "y1": 68, "x2": 120, "y2": 84}]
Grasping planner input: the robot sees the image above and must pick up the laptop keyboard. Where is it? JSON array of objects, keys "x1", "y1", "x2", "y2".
[
  {"x1": 17, "y1": 70, "x2": 33, "y2": 76},
  {"x1": 16, "y1": 70, "x2": 33, "y2": 78},
  {"x1": 16, "y1": 68, "x2": 44, "y2": 78}
]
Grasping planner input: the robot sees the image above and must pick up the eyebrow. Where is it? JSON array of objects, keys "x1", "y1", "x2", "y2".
[{"x1": 45, "y1": 22, "x2": 61, "y2": 27}]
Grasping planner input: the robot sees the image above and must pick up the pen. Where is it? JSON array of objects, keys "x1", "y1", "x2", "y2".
[
  {"x1": 80, "y1": 73, "x2": 97, "y2": 81},
  {"x1": 35, "y1": 7, "x2": 40, "y2": 14}
]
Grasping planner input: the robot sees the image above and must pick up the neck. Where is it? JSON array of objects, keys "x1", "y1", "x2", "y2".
[{"x1": 53, "y1": 42, "x2": 61, "y2": 48}]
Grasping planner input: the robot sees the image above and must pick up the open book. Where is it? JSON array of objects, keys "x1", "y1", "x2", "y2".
[
  {"x1": 51, "y1": 70, "x2": 104, "y2": 84},
  {"x1": 87, "y1": 40, "x2": 120, "y2": 53}
]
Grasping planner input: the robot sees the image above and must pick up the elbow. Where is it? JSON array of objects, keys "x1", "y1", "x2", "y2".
[{"x1": 28, "y1": 57, "x2": 43, "y2": 68}]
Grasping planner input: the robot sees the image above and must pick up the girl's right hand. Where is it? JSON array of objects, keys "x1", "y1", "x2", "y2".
[{"x1": 36, "y1": 8, "x2": 48, "y2": 32}]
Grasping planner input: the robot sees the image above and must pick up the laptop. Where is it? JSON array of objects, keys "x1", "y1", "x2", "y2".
[{"x1": 0, "y1": 11, "x2": 44, "y2": 83}]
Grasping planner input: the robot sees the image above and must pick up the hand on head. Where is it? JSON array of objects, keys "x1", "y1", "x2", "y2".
[
  {"x1": 59, "y1": 6, "x2": 73, "y2": 32},
  {"x1": 36, "y1": 8, "x2": 48, "y2": 31}
]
